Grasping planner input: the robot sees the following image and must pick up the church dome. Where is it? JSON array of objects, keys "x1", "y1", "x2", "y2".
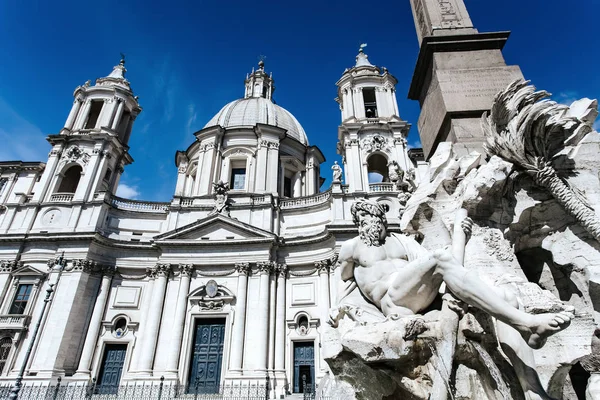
[{"x1": 204, "y1": 97, "x2": 309, "y2": 145}]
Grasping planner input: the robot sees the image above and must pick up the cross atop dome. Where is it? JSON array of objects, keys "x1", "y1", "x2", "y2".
[{"x1": 244, "y1": 57, "x2": 275, "y2": 100}]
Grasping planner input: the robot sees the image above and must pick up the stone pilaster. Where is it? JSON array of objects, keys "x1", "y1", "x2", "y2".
[
  {"x1": 228, "y1": 262, "x2": 250, "y2": 375},
  {"x1": 165, "y1": 264, "x2": 193, "y2": 376},
  {"x1": 73, "y1": 266, "x2": 115, "y2": 377},
  {"x1": 137, "y1": 263, "x2": 171, "y2": 375}
]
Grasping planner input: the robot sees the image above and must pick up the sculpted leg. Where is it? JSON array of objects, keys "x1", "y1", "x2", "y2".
[
  {"x1": 494, "y1": 286, "x2": 555, "y2": 400},
  {"x1": 433, "y1": 249, "x2": 572, "y2": 349}
]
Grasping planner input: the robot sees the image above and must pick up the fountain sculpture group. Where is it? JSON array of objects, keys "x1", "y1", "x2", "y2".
[{"x1": 321, "y1": 81, "x2": 600, "y2": 400}]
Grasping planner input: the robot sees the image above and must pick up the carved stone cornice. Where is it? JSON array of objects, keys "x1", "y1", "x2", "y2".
[
  {"x1": 179, "y1": 263, "x2": 194, "y2": 277},
  {"x1": 234, "y1": 262, "x2": 250, "y2": 275}
]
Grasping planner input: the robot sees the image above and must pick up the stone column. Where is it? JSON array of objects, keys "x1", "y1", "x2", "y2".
[
  {"x1": 267, "y1": 272, "x2": 276, "y2": 372},
  {"x1": 316, "y1": 261, "x2": 330, "y2": 324},
  {"x1": 137, "y1": 263, "x2": 171, "y2": 374},
  {"x1": 293, "y1": 171, "x2": 302, "y2": 198},
  {"x1": 111, "y1": 100, "x2": 124, "y2": 131},
  {"x1": 274, "y1": 265, "x2": 287, "y2": 372},
  {"x1": 255, "y1": 140, "x2": 269, "y2": 192},
  {"x1": 254, "y1": 262, "x2": 272, "y2": 373},
  {"x1": 165, "y1": 264, "x2": 193, "y2": 376},
  {"x1": 266, "y1": 142, "x2": 279, "y2": 193},
  {"x1": 75, "y1": 100, "x2": 92, "y2": 130},
  {"x1": 64, "y1": 98, "x2": 82, "y2": 130},
  {"x1": 74, "y1": 267, "x2": 114, "y2": 376},
  {"x1": 228, "y1": 263, "x2": 250, "y2": 375}
]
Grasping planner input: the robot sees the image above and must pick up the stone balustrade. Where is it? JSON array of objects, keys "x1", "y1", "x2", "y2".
[
  {"x1": 110, "y1": 195, "x2": 170, "y2": 213},
  {"x1": 50, "y1": 192, "x2": 75, "y2": 202},
  {"x1": 369, "y1": 183, "x2": 396, "y2": 193},
  {"x1": 0, "y1": 314, "x2": 30, "y2": 331},
  {"x1": 280, "y1": 191, "x2": 331, "y2": 210}
]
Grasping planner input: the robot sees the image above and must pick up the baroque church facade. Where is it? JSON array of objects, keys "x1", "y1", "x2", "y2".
[{"x1": 0, "y1": 49, "x2": 426, "y2": 397}]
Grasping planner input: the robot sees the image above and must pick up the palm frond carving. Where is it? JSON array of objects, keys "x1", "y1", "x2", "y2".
[{"x1": 482, "y1": 80, "x2": 600, "y2": 240}]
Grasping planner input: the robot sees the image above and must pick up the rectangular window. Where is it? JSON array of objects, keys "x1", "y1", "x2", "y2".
[
  {"x1": 85, "y1": 100, "x2": 104, "y2": 129},
  {"x1": 230, "y1": 168, "x2": 246, "y2": 190},
  {"x1": 284, "y1": 176, "x2": 292, "y2": 198},
  {"x1": 363, "y1": 88, "x2": 378, "y2": 118},
  {"x1": 9, "y1": 284, "x2": 33, "y2": 314}
]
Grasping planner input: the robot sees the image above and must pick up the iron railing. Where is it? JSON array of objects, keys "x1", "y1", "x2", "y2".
[{"x1": 0, "y1": 377, "x2": 269, "y2": 400}]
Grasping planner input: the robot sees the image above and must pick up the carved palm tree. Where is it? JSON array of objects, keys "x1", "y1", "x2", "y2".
[{"x1": 482, "y1": 80, "x2": 600, "y2": 240}]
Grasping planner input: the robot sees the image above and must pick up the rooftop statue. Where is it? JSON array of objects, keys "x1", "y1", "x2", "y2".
[{"x1": 331, "y1": 161, "x2": 342, "y2": 183}]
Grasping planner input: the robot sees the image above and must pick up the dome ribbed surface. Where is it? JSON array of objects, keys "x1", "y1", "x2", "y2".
[{"x1": 204, "y1": 97, "x2": 308, "y2": 145}]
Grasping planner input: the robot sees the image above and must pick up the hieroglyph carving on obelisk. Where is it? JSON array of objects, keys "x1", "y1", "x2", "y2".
[{"x1": 410, "y1": 0, "x2": 477, "y2": 44}]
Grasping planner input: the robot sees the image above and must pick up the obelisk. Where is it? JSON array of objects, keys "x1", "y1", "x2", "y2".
[{"x1": 408, "y1": 0, "x2": 524, "y2": 159}]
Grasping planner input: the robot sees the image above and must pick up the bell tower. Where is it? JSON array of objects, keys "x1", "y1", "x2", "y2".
[
  {"x1": 335, "y1": 46, "x2": 413, "y2": 193},
  {"x1": 33, "y1": 57, "x2": 142, "y2": 204}
]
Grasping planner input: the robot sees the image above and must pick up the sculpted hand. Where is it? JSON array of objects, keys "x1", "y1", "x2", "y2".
[
  {"x1": 461, "y1": 217, "x2": 473, "y2": 242},
  {"x1": 442, "y1": 293, "x2": 468, "y2": 317}
]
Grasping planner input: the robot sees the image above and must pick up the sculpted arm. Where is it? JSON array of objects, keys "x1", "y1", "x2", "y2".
[{"x1": 339, "y1": 238, "x2": 356, "y2": 282}]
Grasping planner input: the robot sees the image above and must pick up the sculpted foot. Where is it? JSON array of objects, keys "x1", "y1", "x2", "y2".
[{"x1": 522, "y1": 311, "x2": 573, "y2": 349}]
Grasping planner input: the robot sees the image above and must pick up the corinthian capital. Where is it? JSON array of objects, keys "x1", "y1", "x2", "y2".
[
  {"x1": 255, "y1": 261, "x2": 273, "y2": 275},
  {"x1": 276, "y1": 264, "x2": 288, "y2": 278},
  {"x1": 315, "y1": 260, "x2": 329, "y2": 274},
  {"x1": 179, "y1": 264, "x2": 194, "y2": 277},
  {"x1": 235, "y1": 262, "x2": 250, "y2": 275},
  {"x1": 155, "y1": 263, "x2": 172, "y2": 278}
]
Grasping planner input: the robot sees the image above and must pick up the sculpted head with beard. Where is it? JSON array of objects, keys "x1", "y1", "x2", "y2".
[{"x1": 351, "y1": 200, "x2": 387, "y2": 247}]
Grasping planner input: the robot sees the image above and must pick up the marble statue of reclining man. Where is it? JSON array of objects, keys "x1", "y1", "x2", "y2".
[
  {"x1": 331, "y1": 199, "x2": 574, "y2": 399},
  {"x1": 334, "y1": 199, "x2": 572, "y2": 350}
]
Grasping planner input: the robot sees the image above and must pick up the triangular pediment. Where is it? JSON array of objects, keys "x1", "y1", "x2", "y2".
[
  {"x1": 154, "y1": 213, "x2": 276, "y2": 244},
  {"x1": 12, "y1": 265, "x2": 47, "y2": 277}
]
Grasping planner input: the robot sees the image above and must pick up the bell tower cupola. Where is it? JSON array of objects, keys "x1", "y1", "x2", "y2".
[
  {"x1": 335, "y1": 46, "x2": 414, "y2": 194},
  {"x1": 244, "y1": 59, "x2": 275, "y2": 100},
  {"x1": 335, "y1": 45, "x2": 401, "y2": 123},
  {"x1": 33, "y1": 56, "x2": 142, "y2": 204}
]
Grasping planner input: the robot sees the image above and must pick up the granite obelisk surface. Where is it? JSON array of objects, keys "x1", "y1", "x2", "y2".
[{"x1": 408, "y1": 0, "x2": 524, "y2": 159}]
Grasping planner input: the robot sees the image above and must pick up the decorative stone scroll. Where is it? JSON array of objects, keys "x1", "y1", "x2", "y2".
[
  {"x1": 63, "y1": 145, "x2": 91, "y2": 165},
  {"x1": 361, "y1": 134, "x2": 390, "y2": 154}
]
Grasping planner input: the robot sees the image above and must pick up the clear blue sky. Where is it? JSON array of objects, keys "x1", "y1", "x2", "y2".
[{"x1": 1, "y1": 1, "x2": 598, "y2": 201}]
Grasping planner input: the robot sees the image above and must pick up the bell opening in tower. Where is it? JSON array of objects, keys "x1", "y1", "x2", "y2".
[
  {"x1": 363, "y1": 88, "x2": 378, "y2": 118},
  {"x1": 84, "y1": 100, "x2": 104, "y2": 129}
]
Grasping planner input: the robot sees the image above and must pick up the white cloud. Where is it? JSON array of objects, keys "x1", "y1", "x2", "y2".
[
  {"x1": 408, "y1": 139, "x2": 422, "y2": 150},
  {"x1": 556, "y1": 91, "x2": 579, "y2": 106},
  {"x1": 116, "y1": 183, "x2": 141, "y2": 199},
  {"x1": 0, "y1": 97, "x2": 48, "y2": 161},
  {"x1": 186, "y1": 103, "x2": 197, "y2": 134}
]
